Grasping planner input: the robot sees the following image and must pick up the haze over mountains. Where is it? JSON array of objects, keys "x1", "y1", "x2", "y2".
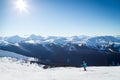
[{"x1": 0, "y1": 34, "x2": 120, "y2": 66}]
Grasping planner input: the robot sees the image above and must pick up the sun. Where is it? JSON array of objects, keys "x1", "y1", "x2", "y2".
[{"x1": 14, "y1": 0, "x2": 28, "y2": 13}]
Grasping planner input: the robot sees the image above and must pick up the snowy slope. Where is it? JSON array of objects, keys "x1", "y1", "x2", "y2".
[
  {"x1": 0, "y1": 50, "x2": 29, "y2": 60},
  {"x1": 0, "y1": 57, "x2": 120, "y2": 80}
]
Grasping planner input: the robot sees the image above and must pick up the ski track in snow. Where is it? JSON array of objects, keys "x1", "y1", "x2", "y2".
[{"x1": 0, "y1": 57, "x2": 120, "y2": 80}]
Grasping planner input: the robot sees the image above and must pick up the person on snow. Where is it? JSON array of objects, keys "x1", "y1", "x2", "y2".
[{"x1": 82, "y1": 61, "x2": 87, "y2": 71}]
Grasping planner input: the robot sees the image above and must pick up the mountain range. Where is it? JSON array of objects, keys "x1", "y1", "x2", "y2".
[{"x1": 0, "y1": 34, "x2": 120, "y2": 66}]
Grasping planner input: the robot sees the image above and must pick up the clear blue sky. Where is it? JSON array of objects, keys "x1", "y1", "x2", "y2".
[{"x1": 0, "y1": 0, "x2": 120, "y2": 36}]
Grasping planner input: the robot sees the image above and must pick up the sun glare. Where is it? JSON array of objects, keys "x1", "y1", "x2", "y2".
[{"x1": 15, "y1": 0, "x2": 28, "y2": 13}]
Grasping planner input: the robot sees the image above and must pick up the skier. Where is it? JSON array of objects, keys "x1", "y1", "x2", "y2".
[{"x1": 82, "y1": 61, "x2": 87, "y2": 71}]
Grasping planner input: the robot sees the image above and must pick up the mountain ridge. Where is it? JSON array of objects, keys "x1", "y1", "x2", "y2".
[{"x1": 0, "y1": 35, "x2": 120, "y2": 66}]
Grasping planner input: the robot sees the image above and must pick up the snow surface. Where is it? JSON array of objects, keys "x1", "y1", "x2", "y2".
[
  {"x1": 0, "y1": 57, "x2": 120, "y2": 80},
  {"x1": 0, "y1": 50, "x2": 29, "y2": 60}
]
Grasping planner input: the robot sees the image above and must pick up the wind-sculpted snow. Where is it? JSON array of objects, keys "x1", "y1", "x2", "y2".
[{"x1": 0, "y1": 57, "x2": 120, "y2": 80}]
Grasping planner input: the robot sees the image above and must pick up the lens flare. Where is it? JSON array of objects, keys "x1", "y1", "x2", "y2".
[{"x1": 15, "y1": 0, "x2": 28, "y2": 13}]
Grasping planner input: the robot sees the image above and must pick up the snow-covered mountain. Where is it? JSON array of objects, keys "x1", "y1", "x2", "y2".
[
  {"x1": 0, "y1": 35, "x2": 120, "y2": 51},
  {"x1": 0, "y1": 35, "x2": 120, "y2": 66},
  {"x1": 26, "y1": 34, "x2": 44, "y2": 41},
  {"x1": 3, "y1": 35, "x2": 25, "y2": 43},
  {"x1": 0, "y1": 35, "x2": 120, "y2": 46},
  {"x1": 85, "y1": 36, "x2": 120, "y2": 50}
]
